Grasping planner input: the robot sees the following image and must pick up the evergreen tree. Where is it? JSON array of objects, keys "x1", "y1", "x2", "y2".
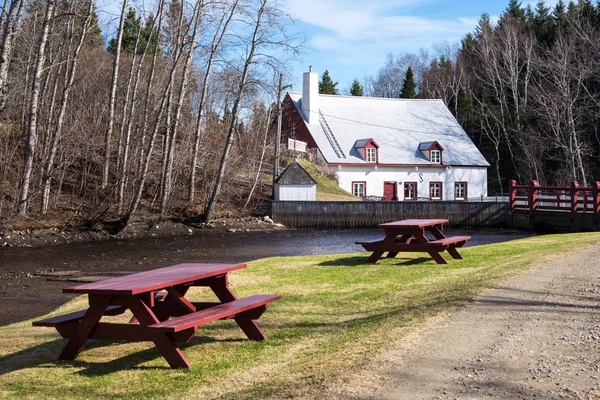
[
  {"x1": 319, "y1": 70, "x2": 339, "y2": 94},
  {"x1": 83, "y1": 0, "x2": 105, "y2": 48},
  {"x1": 505, "y1": 0, "x2": 526, "y2": 20},
  {"x1": 107, "y1": 8, "x2": 159, "y2": 54},
  {"x1": 533, "y1": 0, "x2": 552, "y2": 46},
  {"x1": 400, "y1": 67, "x2": 416, "y2": 99},
  {"x1": 349, "y1": 79, "x2": 363, "y2": 96}
]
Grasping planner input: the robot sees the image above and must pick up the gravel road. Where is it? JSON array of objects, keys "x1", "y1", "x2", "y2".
[{"x1": 356, "y1": 243, "x2": 600, "y2": 400}]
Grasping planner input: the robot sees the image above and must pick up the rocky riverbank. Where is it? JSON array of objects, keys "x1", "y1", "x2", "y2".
[{"x1": 0, "y1": 216, "x2": 286, "y2": 248}]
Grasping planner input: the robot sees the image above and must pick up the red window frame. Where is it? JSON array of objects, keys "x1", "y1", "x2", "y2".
[
  {"x1": 454, "y1": 182, "x2": 467, "y2": 201},
  {"x1": 404, "y1": 182, "x2": 417, "y2": 200},
  {"x1": 429, "y1": 181, "x2": 443, "y2": 200},
  {"x1": 352, "y1": 181, "x2": 366, "y2": 197}
]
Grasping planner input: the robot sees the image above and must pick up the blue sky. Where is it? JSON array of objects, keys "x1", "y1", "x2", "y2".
[
  {"x1": 95, "y1": 0, "x2": 561, "y2": 95},
  {"x1": 284, "y1": 0, "x2": 559, "y2": 92}
]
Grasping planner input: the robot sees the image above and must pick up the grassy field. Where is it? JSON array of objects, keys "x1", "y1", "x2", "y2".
[{"x1": 1, "y1": 233, "x2": 600, "y2": 399}]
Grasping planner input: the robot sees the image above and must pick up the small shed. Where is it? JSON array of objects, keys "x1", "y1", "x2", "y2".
[{"x1": 274, "y1": 161, "x2": 317, "y2": 201}]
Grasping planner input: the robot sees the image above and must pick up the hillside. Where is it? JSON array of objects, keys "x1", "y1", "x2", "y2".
[{"x1": 295, "y1": 159, "x2": 360, "y2": 201}]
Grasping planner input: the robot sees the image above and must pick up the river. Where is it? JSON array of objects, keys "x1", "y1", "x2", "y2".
[{"x1": 0, "y1": 227, "x2": 535, "y2": 326}]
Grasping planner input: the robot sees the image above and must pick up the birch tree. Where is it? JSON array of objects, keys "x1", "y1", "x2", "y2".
[
  {"x1": 41, "y1": 0, "x2": 95, "y2": 214},
  {"x1": 17, "y1": 0, "x2": 55, "y2": 216},
  {"x1": 202, "y1": 0, "x2": 266, "y2": 222},
  {"x1": 102, "y1": 0, "x2": 129, "y2": 190},
  {"x1": 188, "y1": 0, "x2": 238, "y2": 204},
  {"x1": 0, "y1": 0, "x2": 24, "y2": 128}
]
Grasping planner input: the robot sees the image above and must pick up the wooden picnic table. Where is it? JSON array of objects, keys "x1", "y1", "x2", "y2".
[
  {"x1": 356, "y1": 219, "x2": 470, "y2": 264},
  {"x1": 33, "y1": 263, "x2": 281, "y2": 369}
]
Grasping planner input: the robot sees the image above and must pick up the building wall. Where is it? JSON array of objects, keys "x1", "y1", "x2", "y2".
[
  {"x1": 275, "y1": 184, "x2": 317, "y2": 201},
  {"x1": 333, "y1": 166, "x2": 488, "y2": 200}
]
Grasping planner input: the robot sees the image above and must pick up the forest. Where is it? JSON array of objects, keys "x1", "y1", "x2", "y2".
[
  {"x1": 0, "y1": 0, "x2": 300, "y2": 228},
  {"x1": 353, "y1": 0, "x2": 600, "y2": 193},
  {"x1": 1, "y1": 0, "x2": 599, "y2": 229}
]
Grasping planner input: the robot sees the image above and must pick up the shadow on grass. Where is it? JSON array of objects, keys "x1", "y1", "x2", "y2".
[
  {"x1": 0, "y1": 334, "x2": 245, "y2": 376},
  {"x1": 318, "y1": 256, "x2": 433, "y2": 267}
]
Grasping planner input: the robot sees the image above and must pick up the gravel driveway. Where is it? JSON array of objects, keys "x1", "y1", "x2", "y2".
[{"x1": 355, "y1": 243, "x2": 600, "y2": 400}]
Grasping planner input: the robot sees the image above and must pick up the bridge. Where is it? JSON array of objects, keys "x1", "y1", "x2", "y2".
[{"x1": 509, "y1": 180, "x2": 600, "y2": 232}]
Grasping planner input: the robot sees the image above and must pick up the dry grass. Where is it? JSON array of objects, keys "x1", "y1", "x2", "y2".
[{"x1": 1, "y1": 233, "x2": 600, "y2": 399}]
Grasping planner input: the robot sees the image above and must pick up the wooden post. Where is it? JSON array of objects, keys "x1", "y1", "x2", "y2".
[
  {"x1": 509, "y1": 180, "x2": 517, "y2": 214},
  {"x1": 570, "y1": 181, "x2": 579, "y2": 215},
  {"x1": 593, "y1": 181, "x2": 600, "y2": 221},
  {"x1": 529, "y1": 180, "x2": 538, "y2": 216}
]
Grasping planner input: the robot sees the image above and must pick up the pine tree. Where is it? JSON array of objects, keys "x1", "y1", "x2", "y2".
[
  {"x1": 400, "y1": 67, "x2": 416, "y2": 99},
  {"x1": 319, "y1": 70, "x2": 338, "y2": 94},
  {"x1": 505, "y1": 0, "x2": 526, "y2": 20},
  {"x1": 349, "y1": 79, "x2": 363, "y2": 96}
]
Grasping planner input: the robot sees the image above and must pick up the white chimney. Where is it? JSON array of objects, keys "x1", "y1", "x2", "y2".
[{"x1": 302, "y1": 67, "x2": 319, "y2": 124}]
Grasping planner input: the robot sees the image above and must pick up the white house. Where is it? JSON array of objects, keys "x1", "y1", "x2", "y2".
[{"x1": 280, "y1": 68, "x2": 490, "y2": 201}]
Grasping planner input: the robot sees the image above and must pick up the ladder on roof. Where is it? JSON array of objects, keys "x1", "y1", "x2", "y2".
[{"x1": 319, "y1": 111, "x2": 346, "y2": 159}]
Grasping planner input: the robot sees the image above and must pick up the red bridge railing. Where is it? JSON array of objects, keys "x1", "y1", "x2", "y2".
[{"x1": 509, "y1": 180, "x2": 600, "y2": 220}]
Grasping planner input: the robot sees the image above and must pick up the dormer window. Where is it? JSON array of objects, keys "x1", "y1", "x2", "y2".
[
  {"x1": 366, "y1": 148, "x2": 377, "y2": 162},
  {"x1": 354, "y1": 138, "x2": 380, "y2": 163},
  {"x1": 418, "y1": 141, "x2": 444, "y2": 164}
]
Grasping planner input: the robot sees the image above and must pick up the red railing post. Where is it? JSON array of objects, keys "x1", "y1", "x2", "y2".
[
  {"x1": 509, "y1": 180, "x2": 517, "y2": 214},
  {"x1": 570, "y1": 181, "x2": 579, "y2": 215},
  {"x1": 529, "y1": 180, "x2": 538, "y2": 215},
  {"x1": 593, "y1": 181, "x2": 600, "y2": 221}
]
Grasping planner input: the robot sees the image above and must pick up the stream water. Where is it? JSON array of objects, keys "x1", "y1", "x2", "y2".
[{"x1": 0, "y1": 227, "x2": 536, "y2": 326}]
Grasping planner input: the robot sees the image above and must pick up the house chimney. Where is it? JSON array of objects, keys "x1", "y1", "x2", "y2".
[{"x1": 302, "y1": 68, "x2": 318, "y2": 124}]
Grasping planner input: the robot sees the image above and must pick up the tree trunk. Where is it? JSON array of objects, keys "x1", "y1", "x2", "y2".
[
  {"x1": 42, "y1": 0, "x2": 94, "y2": 214},
  {"x1": 0, "y1": 0, "x2": 24, "y2": 129},
  {"x1": 160, "y1": 0, "x2": 204, "y2": 214},
  {"x1": 17, "y1": 0, "x2": 54, "y2": 216},
  {"x1": 243, "y1": 107, "x2": 273, "y2": 209},
  {"x1": 102, "y1": 0, "x2": 129, "y2": 189},
  {"x1": 188, "y1": 0, "x2": 238, "y2": 204},
  {"x1": 203, "y1": 0, "x2": 267, "y2": 222}
]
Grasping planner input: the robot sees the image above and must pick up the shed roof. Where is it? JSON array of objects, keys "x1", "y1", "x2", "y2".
[
  {"x1": 287, "y1": 93, "x2": 489, "y2": 167},
  {"x1": 275, "y1": 161, "x2": 317, "y2": 185}
]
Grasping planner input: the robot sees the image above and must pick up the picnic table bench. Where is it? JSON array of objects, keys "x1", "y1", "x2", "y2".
[
  {"x1": 356, "y1": 219, "x2": 470, "y2": 264},
  {"x1": 33, "y1": 263, "x2": 281, "y2": 369}
]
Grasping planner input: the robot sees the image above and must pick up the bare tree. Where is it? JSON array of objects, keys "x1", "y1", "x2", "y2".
[
  {"x1": 102, "y1": 0, "x2": 129, "y2": 190},
  {"x1": 0, "y1": 0, "x2": 24, "y2": 128},
  {"x1": 202, "y1": 0, "x2": 268, "y2": 222},
  {"x1": 17, "y1": 0, "x2": 55, "y2": 216},
  {"x1": 41, "y1": 0, "x2": 95, "y2": 214},
  {"x1": 188, "y1": 0, "x2": 239, "y2": 204},
  {"x1": 160, "y1": 0, "x2": 205, "y2": 214}
]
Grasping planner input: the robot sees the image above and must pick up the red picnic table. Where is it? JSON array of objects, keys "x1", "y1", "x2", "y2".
[
  {"x1": 356, "y1": 219, "x2": 470, "y2": 264},
  {"x1": 33, "y1": 263, "x2": 280, "y2": 369}
]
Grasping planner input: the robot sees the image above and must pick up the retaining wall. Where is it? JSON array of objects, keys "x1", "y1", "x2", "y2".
[{"x1": 271, "y1": 201, "x2": 509, "y2": 229}]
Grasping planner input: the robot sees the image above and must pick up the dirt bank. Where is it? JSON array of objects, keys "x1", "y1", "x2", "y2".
[{"x1": 0, "y1": 216, "x2": 285, "y2": 248}]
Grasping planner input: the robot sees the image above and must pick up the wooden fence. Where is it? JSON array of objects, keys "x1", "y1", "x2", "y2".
[{"x1": 271, "y1": 200, "x2": 508, "y2": 229}]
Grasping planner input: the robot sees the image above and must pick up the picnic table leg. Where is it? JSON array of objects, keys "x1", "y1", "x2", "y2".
[
  {"x1": 428, "y1": 251, "x2": 448, "y2": 264},
  {"x1": 386, "y1": 235, "x2": 412, "y2": 258},
  {"x1": 446, "y1": 246, "x2": 464, "y2": 260},
  {"x1": 428, "y1": 224, "x2": 446, "y2": 240},
  {"x1": 209, "y1": 276, "x2": 267, "y2": 341},
  {"x1": 128, "y1": 295, "x2": 191, "y2": 369},
  {"x1": 58, "y1": 295, "x2": 111, "y2": 361},
  {"x1": 413, "y1": 231, "x2": 448, "y2": 265}
]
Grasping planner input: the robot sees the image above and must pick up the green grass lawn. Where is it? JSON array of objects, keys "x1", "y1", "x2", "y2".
[{"x1": 1, "y1": 233, "x2": 599, "y2": 399}]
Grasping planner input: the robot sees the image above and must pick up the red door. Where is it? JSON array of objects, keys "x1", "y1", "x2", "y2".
[{"x1": 383, "y1": 182, "x2": 398, "y2": 201}]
